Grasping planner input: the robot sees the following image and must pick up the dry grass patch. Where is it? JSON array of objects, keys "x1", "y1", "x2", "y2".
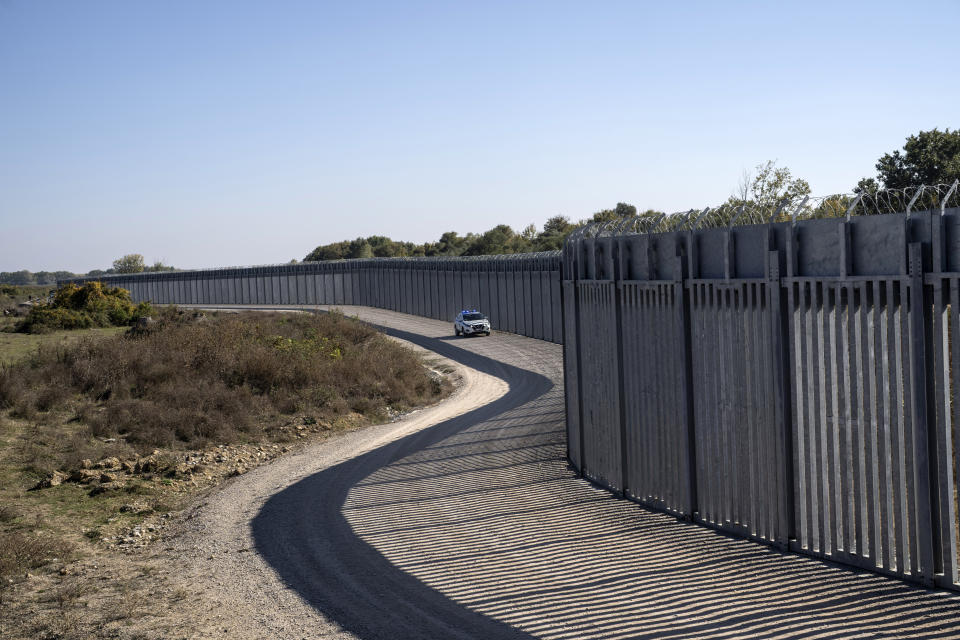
[
  {"x1": 0, "y1": 326, "x2": 127, "y2": 367},
  {"x1": 0, "y1": 307, "x2": 453, "y2": 638},
  {"x1": 0, "y1": 308, "x2": 447, "y2": 452}
]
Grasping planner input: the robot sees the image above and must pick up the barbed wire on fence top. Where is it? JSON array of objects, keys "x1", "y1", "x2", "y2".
[
  {"x1": 63, "y1": 250, "x2": 564, "y2": 282},
  {"x1": 64, "y1": 183, "x2": 960, "y2": 281},
  {"x1": 572, "y1": 181, "x2": 960, "y2": 242}
]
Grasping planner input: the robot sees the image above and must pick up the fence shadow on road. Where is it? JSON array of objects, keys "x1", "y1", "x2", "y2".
[{"x1": 255, "y1": 324, "x2": 960, "y2": 639}]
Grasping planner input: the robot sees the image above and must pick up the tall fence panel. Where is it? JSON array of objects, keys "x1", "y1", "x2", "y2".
[
  {"x1": 783, "y1": 217, "x2": 934, "y2": 583},
  {"x1": 691, "y1": 278, "x2": 785, "y2": 543},
  {"x1": 560, "y1": 207, "x2": 960, "y2": 590},
  {"x1": 620, "y1": 280, "x2": 690, "y2": 513},
  {"x1": 787, "y1": 276, "x2": 925, "y2": 576},
  {"x1": 576, "y1": 281, "x2": 621, "y2": 489}
]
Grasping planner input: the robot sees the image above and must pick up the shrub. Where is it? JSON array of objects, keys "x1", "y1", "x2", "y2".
[
  {"x1": 15, "y1": 282, "x2": 151, "y2": 334},
  {"x1": 1, "y1": 311, "x2": 450, "y2": 452}
]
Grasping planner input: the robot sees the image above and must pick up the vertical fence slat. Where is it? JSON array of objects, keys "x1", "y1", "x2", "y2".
[
  {"x1": 841, "y1": 284, "x2": 855, "y2": 555},
  {"x1": 950, "y1": 279, "x2": 960, "y2": 585},
  {"x1": 876, "y1": 280, "x2": 893, "y2": 570},
  {"x1": 889, "y1": 279, "x2": 907, "y2": 574},
  {"x1": 804, "y1": 281, "x2": 818, "y2": 551},
  {"x1": 828, "y1": 284, "x2": 842, "y2": 554},
  {"x1": 746, "y1": 283, "x2": 759, "y2": 535}
]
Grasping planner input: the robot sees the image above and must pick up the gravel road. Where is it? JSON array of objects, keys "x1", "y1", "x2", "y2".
[{"x1": 173, "y1": 306, "x2": 960, "y2": 639}]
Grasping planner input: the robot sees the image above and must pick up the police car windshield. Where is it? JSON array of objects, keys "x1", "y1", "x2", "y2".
[{"x1": 463, "y1": 313, "x2": 485, "y2": 321}]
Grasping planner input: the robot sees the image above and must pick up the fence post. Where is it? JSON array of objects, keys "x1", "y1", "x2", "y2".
[
  {"x1": 675, "y1": 251, "x2": 698, "y2": 517},
  {"x1": 768, "y1": 249, "x2": 795, "y2": 547},
  {"x1": 562, "y1": 239, "x2": 587, "y2": 478},
  {"x1": 908, "y1": 242, "x2": 936, "y2": 584},
  {"x1": 570, "y1": 278, "x2": 586, "y2": 479},
  {"x1": 560, "y1": 261, "x2": 570, "y2": 463},
  {"x1": 614, "y1": 240, "x2": 629, "y2": 497}
]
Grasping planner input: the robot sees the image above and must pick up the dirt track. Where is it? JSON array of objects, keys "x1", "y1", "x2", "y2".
[{"x1": 173, "y1": 306, "x2": 960, "y2": 639}]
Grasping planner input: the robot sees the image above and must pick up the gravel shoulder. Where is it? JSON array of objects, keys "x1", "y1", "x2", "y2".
[{"x1": 161, "y1": 331, "x2": 509, "y2": 639}]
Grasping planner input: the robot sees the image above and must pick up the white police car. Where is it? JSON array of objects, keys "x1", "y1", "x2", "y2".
[{"x1": 454, "y1": 309, "x2": 491, "y2": 337}]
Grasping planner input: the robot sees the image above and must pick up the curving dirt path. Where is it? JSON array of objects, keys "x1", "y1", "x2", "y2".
[{"x1": 174, "y1": 306, "x2": 960, "y2": 639}]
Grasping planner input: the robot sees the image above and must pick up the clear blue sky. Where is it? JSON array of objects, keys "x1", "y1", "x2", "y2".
[{"x1": 1, "y1": 0, "x2": 957, "y2": 272}]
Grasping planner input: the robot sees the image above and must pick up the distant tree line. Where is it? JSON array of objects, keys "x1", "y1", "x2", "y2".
[
  {"x1": 0, "y1": 254, "x2": 176, "y2": 285},
  {"x1": 303, "y1": 204, "x2": 664, "y2": 262},
  {"x1": 0, "y1": 270, "x2": 80, "y2": 286},
  {"x1": 303, "y1": 128, "x2": 959, "y2": 260}
]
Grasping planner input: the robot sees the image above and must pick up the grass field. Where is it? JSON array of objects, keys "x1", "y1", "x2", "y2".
[{"x1": 0, "y1": 322, "x2": 128, "y2": 365}]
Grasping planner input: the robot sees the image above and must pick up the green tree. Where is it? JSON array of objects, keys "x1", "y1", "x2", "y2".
[
  {"x1": 346, "y1": 237, "x2": 374, "y2": 259},
  {"x1": 854, "y1": 177, "x2": 880, "y2": 196},
  {"x1": 1, "y1": 270, "x2": 35, "y2": 285},
  {"x1": 861, "y1": 128, "x2": 960, "y2": 189},
  {"x1": 543, "y1": 215, "x2": 575, "y2": 236},
  {"x1": 716, "y1": 161, "x2": 811, "y2": 224},
  {"x1": 53, "y1": 270, "x2": 77, "y2": 281},
  {"x1": 367, "y1": 235, "x2": 401, "y2": 257},
  {"x1": 465, "y1": 224, "x2": 515, "y2": 256},
  {"x1": 583, "y1": 202, "x2": 637, "y2": 225},
  {"x1": 112, "y1": 254, "x2": 146, "y2": 273},
  {"x1": 737, "y1": 161, "x2": 810, "y2": 208},
  {"x1": 146, "y1": 260, "x2": 176, "y2": 272},
  {"x1": 305, "y1": 241, "x2": 351, "y2": 261},
  {"x1": 534, "y1": 215, "x2": 576, "y2": 251},
  {"x1": 434, "y1": 231, "x2": 466, "y2": 255}
]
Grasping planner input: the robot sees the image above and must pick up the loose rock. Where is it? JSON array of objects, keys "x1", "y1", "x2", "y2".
[
  {"x1": 96, "y1": 457, "x2": 121, "y2": 469},
  {"x1": 31, "y1": 470, "x2": 67, "y2": 490}
]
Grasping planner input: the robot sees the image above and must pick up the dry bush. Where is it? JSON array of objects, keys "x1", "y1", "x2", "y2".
[
  {"x1": 0, "y1": 365, "x2": 19, "y2": 408},
  {"x1": 0, "y1": 531, "x2": 73, "y2": 579},
  {"x1": 44, "y1": 577, "x2": 93, "y2": 610},
  {"x1": 16, "y1": 438, "x2": 59, "y2": 476},
  {"x1": 58, "y1": 433, "x2": 135, "y2": 472},
  {"x1": 1, "y1": 311, "x2": 449, "y2": 453},
  {"x1": 0, "y1": 504, "x2": 22, "y2": 523}
]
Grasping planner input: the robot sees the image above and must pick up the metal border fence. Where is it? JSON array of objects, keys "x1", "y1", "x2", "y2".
[
  {"x1": 60, "y1": 253, "x2": 564, "y2": 344},
  {"x1": 58, "y1": 182, "x2": 960, "y2": 591},
  {"x1": 563, "y1": 203, "x2": 960, "y2": 590}
]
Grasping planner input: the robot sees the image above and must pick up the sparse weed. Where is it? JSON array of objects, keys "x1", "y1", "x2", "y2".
[
  {"x1": 169, "y1": 586, "x2": 190, "y2": 602},
  {"x1": 48, "y1": 577, "x2": 93, "y2": 610},
  {"x1": 103, "y1": 582, "x2": 148, "y2": 622}
]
